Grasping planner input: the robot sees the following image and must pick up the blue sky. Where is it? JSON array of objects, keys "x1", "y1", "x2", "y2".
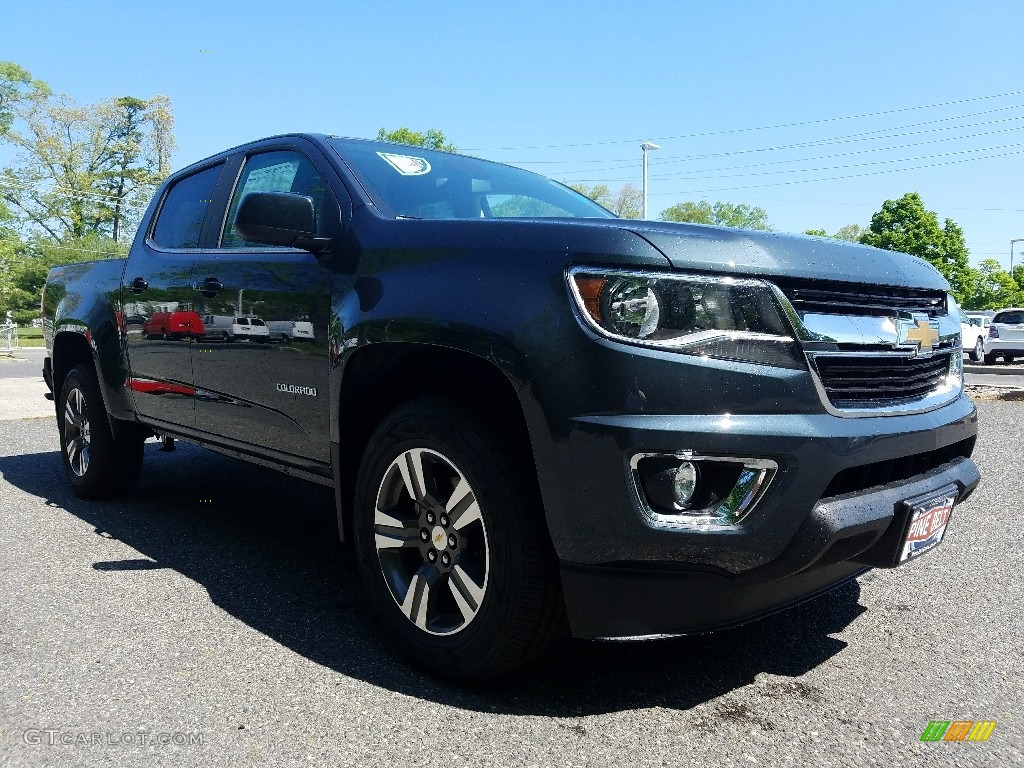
[{"x1": 3, "y1": 0, "x2": 1023, "y2": 267}]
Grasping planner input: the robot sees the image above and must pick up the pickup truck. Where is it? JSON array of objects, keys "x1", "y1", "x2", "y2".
[{"x1": 42, "y1": 133, "x2": 981, "y2": 680}]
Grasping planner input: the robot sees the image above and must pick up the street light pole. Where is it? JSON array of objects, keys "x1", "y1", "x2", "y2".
[
  {"x1": 641, "y1": 142, "x2": 661, "y2": 219},
  {"x1": 1011, "y1": 238, "x2": 1024, "y2": 274}
]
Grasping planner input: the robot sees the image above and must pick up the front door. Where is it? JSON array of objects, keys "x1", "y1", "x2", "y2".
[{"x1": 190, "y1": 147, "x2": 340, "y2": 462}]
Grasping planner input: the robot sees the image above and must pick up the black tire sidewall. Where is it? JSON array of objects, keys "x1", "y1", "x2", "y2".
[
  {"x1": 353, "y1": 399, "x2": 550, "y2": 677},
  {"x1": 58, "y1": 364, "x2": 143, "y2": 498}
]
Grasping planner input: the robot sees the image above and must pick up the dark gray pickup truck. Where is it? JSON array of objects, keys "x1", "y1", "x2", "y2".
[{"x1": 42, "y1": 134, "x2": 980, "y2": 679}]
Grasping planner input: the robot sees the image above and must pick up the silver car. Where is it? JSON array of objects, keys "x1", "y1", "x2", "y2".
[{"x1": 984, "y1": 307, "x2": 1024, "y2": 364}]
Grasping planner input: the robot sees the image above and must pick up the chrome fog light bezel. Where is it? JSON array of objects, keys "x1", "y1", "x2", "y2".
[{"x1": 630, "y1": 451, "x2": 778, "y2": 528}]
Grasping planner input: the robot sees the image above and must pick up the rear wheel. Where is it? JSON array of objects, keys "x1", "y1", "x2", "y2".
[
  {"x1": 971, "y1": 337, "x2": 984, "y2": 362},
  {"x1": 984, "y1": 352, "x2": 999, "y2": 365},
  {"x1": 58, "y1": 364, "x2": 144, "y2": 498},
  {"x1": 352, "y1": 398, "x2": 567, "y2": 681}
]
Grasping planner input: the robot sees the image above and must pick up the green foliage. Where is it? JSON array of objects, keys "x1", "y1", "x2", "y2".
[
  {"x1": 804, "y1": 223, "x2": 866, "y2": 242},
  {"x1": 1, "y1": 234, "x2": 127, "y2": 324},
  {"x1": 860, "y1": 193, "x2": 975, "y2": 302},
  {"x1": 960, "y1": 259, "x2": 1023, "y2": 310},
  {"x1": 0, "y1": 61, "x2": 49, "y2": 134},
  {"x1": 659, "y1": 200, "x2": 771, "y2": 230},
  {"x1": 565, "y1": 183, "x2": 642, "y2": 218},
  {"x1": 376, "y1": 127, "x2": 457, "y2": 152},
  {"x1": 567, "y1": 183, "x2": 612, "y2": 209},
  {"x1": 833, "y1": 223, "x2": 866, "y2": 242},
  {"x1": 0, "y1": 60, "x2": 176, "y2": 244}
]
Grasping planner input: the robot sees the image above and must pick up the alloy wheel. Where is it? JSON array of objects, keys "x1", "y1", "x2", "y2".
[
  {"x1": 63, "y1": 387, "x2": 91, "y2": 477},
  {"x1": 373, "y1": 448, "x2": 490, "y2": 636}
]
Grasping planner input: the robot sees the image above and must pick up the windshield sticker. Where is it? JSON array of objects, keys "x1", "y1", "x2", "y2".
[{"x1": 377, "y1": 152, "x2": 431, "y2": 176}]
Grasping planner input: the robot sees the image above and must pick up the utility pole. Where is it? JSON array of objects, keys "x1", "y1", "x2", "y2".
[
  {"x1": 1011, "y1": 238, "x2": 1024, "y2": 274},
  {"x1": 641, "y1": 142, "x2": 661, "y2": 219}
]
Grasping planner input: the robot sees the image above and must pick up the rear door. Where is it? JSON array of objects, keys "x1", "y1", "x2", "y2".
[
  {"x1": 190, "y1": 141, "x2": 344, "y2": 462},
  {"x1": 123, "y1": 161, "x2": 228, "y2": 427}
]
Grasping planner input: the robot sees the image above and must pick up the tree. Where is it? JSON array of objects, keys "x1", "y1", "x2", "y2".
[
  {"x1": 0, "y1": 61, "x2": 48, "y2": 134},
  {"x1": 566, "y1": 183, "x2": 641, "y2": 218},
  {"x1": 0, "y1": 62, "x2": 176, "y2": 244},
  {"x1": 376, "y1": 127, "x2": 456, "y2": 152},
  {"x1": 567, "y1": 183, "x2": 612, "y2": 208},
  {"x1": 659, "y1": 200, "x2": 771, "y2": 230},
  {"x1": 1, "y1": 234, "x2": 128, "y2": 324},
  {"x1": 804, "y1": 223, "x2": 865, "y2": 241},
  {"x1": 961, "y1": 259, "x2": 1023, "y2": 310},
  {"x1": 859, "y1": 193, "x2": 974, "y2": 303},
  {"x1": 833, "y1": 223, "x2": 866, "y2": 242},
  {"x1": 610, "y1": 183, "x2": 642, "y2": 219}
]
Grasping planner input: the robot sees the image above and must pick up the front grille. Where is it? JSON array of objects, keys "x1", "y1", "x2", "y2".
[
  {"x1": 822, "y1": 436, "x2": 976, "y2": 499},
  {"x1": 774, "y1": 278, "x2": 946, "y2": 317},
  {"x1": 814, "y1": 353, "x2": 952, "y2": 406}
]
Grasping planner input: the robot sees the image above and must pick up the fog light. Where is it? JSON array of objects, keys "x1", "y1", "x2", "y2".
[
  {"x1": 631, "y1": 452, "x2": 778, "y2": 527},
  {"x1": 672, "y1": 462, "x2": 699, "y2": 506}
]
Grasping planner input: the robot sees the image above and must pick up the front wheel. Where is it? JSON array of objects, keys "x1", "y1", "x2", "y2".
[
  {"x1": 352, "y1": 398, "x2": 567, "y2": 681},
  {"x1": 58, "y1": 364, "x2": 144, "y2": 498}
]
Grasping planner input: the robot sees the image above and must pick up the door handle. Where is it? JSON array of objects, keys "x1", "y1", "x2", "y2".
[
  {"x1": 194, "y1": 277, "x2": 224, "y2": 298},
  {"x1": 129, "y1": 276, "x2": 149, "y2": 294}
]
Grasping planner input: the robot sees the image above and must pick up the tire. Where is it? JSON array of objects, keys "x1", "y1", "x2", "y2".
[
  {"x1": 984, "y1": 352, "x2": 999, "y2": 365},
  {"x1": 970, "y1": 337, "x2": 984, "y2": 362},
  {"x1": 1006, "y1": 356, "x2": 1016, "y2": 363},
  {"x1": 58, "y1": 364, "x2": 144, "y2": 498},
  {"x1": 352, "y1": 397, "x2": 567, "y2": 681}
]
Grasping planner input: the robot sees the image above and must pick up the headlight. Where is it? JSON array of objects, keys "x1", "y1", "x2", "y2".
[{"x1": 568, "y1": 268, "x2": 803, "y2": 369}]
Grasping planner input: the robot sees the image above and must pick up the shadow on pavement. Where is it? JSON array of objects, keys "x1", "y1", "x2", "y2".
[{"x1": 0, "y1": 443, "x2": 865, "y2": 717}]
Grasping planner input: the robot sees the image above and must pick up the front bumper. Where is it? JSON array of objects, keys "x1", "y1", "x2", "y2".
[
  {"x1": 521, "y1": 343, "x2": 980, "y2": 639},
  {"x1": 560, "y1": 456, "x2": 978, "y2": 639}
]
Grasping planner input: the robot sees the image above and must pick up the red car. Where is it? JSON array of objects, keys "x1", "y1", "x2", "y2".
[{"x1": 142, "y1": 311, "x2": 205, "y2": 340}]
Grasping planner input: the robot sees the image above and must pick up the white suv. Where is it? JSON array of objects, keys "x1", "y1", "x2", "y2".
[
  {"x1": 960, "y1": 312, "x2": 990, "y2": 362},
  {"x1": 984, "y1": 307, "x2": 1024, "y2": 364}
]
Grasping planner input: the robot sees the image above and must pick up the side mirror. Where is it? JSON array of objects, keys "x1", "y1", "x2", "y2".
[{"x1": 234, "y1": 192, "x2": 332, "y2": 253}]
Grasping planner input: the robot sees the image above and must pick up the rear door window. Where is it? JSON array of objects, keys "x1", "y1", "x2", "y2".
[{"x1": 151, "y1": 164, "x2": 223, "y2": 248}]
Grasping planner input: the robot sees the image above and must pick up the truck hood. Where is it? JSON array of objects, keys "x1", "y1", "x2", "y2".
[{"x1": 621, "y1": 220, "x2": 949, "y2": 291}]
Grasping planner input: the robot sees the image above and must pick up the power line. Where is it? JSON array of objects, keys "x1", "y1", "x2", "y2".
[
  {"x1": 465, "y1": 90, "x2": 1024, "y2": 151},
  {"x1": 648, "y1": 125, "x2": 1024, "y2": 179},
  {"x1": 652, "y1": 141, "x2": 1024, "y2": 182},
  {"x1": 644, "y1": 147, "x2": 1024, "y2": 195},
  {"x1": 508, "y1": 108, "x2": 1024, "y2": 167},
  {"x1": 0, "y1": 237, "x2": 126, "y2": 257},
  {"x1": 536, "y1": 109, "x2": 1024, "y2": 180},
  {"x1": 0, "y1": 179, "x2": 151, "y2": 210}
]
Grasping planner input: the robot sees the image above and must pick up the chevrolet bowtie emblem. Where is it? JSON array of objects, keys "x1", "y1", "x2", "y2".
[{"x1": 898, "y1": 317, "x2": 939, "y2": 353}]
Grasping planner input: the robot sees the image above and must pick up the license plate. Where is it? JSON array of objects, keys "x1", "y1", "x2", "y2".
[{"x1": 900, "y1": 490, "x2": 957, "y2": 563}]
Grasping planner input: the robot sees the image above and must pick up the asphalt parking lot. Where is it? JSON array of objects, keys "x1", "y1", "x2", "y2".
[{"x1": 1, "y1": 369, "x2": 1021, "y2": 767}]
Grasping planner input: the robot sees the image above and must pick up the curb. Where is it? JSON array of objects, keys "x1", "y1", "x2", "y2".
[{"x1": 963, "y1": 365, "x2": 1024, "y2": 375}]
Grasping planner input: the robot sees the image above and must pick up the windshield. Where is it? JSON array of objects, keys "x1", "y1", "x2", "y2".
[{"x1": 328, "y1": 138, "x2": 615, "y2": 221}]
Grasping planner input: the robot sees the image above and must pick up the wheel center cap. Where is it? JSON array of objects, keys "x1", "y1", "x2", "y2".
[{"x1": 431, "y1": 526, "x2": 447, "y2": 549}]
